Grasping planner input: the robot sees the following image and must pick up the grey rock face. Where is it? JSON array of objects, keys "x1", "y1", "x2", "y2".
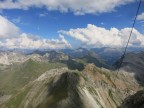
[
  {"x1": 119, "y1": 90, "x2": 144, "y2": 108},
  {"x1": 115, "y1": 52, "x2": 144, "y2": 84}
]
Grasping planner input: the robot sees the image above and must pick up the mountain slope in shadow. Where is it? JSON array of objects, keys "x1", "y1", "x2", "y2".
[
  {"x1": 114, "y1": 52, "x2": 144, "y2": 85},
  {"x1": 119, "y1": 90, "x2": 144, "y2": 108}
]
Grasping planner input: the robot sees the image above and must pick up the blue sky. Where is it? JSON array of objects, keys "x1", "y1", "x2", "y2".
[{"x1": 0, "y1": 0, "x2": 144, "y2": 49}]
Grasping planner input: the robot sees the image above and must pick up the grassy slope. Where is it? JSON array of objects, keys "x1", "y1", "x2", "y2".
[
  {"x1": 4, "y1": 71, "x2": 82, "y2": 108},
  {"x1": 75, "y1": 55, "x2": 111, "y2": 69},
  {"x1": 0, "y1": 59, "x2": 66, "y2": 94}
]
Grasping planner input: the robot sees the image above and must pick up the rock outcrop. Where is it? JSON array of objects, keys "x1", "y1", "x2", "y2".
[{"x1": 119, "y1": 90, "x2": 144, "y2": 108}]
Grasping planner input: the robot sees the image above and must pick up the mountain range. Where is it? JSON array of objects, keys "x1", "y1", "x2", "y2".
[{"x1": 0, "y1": 48, "x2": 144, "y2": 108}]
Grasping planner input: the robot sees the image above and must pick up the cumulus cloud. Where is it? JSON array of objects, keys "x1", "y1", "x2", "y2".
[
  {"x1": 59, "y1": 24, "x2": 144, "y2": 48},
  {"x1": 0, "y1": 0, "x2": 134, "y2": 15},
  {"x1": 0, "y1": 33, "x2": 71, "y2": 49},
  {"x1": 0, "y1": 15, "x2": 19, "y2": 38},
  {"x1": 137, "y1": 12, "x2": 144, "y2": 21},
  {"x1": 0, "y1": 15, "x2": 71, "y2": 49}
]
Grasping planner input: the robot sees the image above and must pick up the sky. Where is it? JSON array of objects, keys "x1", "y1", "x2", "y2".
[{"x1": 0, "y1": 0, "x2": 144, "y2": 50}]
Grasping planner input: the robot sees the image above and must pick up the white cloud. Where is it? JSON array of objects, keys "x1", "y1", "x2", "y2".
[
  {"x1": 0, "y1": 33, "x2": 71, "y2": 49},
  {"x1": 137, "y1": 12, "x2": 144, "y2": 21},
  {"x1": 0, "y1": 15, "x2": 19, "y2": 38},
  {"x1": 0, "y1": 0, "x2": 134, "y2": 15},
  {"x1": 0, "y1": 15, "x2": 71, "y2": 49},
  {"x1": 59, "y1": 24, "x2": 144, "y2": 48}
]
